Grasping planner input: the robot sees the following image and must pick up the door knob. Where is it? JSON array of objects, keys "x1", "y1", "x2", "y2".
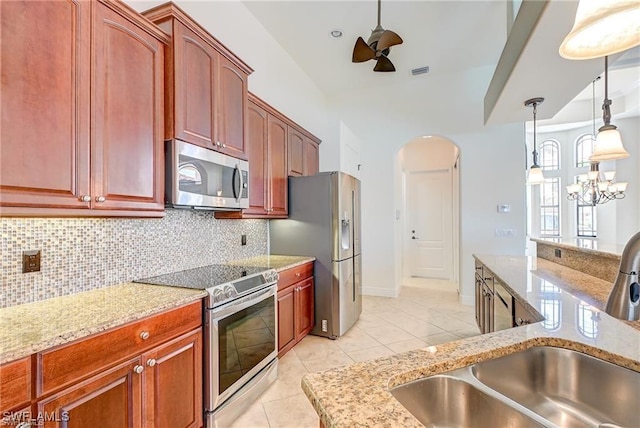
[{"x1": 412, "y1": 236, "x2": 418, "y2": 240}]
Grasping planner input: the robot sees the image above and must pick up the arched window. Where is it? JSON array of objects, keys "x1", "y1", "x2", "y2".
[
  {"x1": 539, "y1": 140, "x2": 560, "y2": 170},
  {"x1": 575, "y1": 134, "x2": 595, "y2": 167}
]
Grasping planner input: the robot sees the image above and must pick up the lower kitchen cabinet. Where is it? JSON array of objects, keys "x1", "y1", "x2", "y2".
[
  {"x1": 277, "y1": 263, "x2": 315, "y2": 357},
  {"x1": 0, "y1": 356, "x2": 31, "y2": 415},
  {"x1": 5, "y1": 301, "x2": 204, "y2": 428}
]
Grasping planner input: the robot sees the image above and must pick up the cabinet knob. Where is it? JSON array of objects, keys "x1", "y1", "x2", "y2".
[
  {"x1": 80, "y1": 195, "x2": 91, "y2": 202},
  {"x1": 295, "y1": 272, "x2": 301, "y2": 277},
  {"x1": 140, "y1": 331, "x2": 150, "y2": 340},
  {"x1": 96, "y1": 196, "x2": 106, "y2": 203},
  {"x1": 147, "y1": 358, "x2": 157, "y2": 367},
  {"x1": 133, "y1": 365, "x2": 144, "y2": 374},
  {"x1": 216, "y1": 141, "x2": 222, "y2": 147},
  {"x1": 222, "y1": 143, "x2": 226, "y2": 148}
]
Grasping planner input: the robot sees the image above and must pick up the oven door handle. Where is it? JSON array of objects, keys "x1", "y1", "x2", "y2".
[{"x1": 209, "y1": 284, "x2": 276, "y2": 319}]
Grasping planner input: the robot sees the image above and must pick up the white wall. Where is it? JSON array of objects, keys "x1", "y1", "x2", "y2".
[{"x1": 339, "y1": 122, "x2": 362, "y2": 179}]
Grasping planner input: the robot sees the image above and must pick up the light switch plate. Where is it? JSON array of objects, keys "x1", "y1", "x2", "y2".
[{"x1": 497, "y1": 204, "x2": 511, "y2": 213}]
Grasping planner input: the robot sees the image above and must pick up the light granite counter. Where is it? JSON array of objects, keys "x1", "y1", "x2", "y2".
[
  {"x1": 229, "y1": 254, "x2": 315, "y2": 272},
  {"x1": 0, "y1": 282, "x2": 206, "y2": 365},
  {"x1": 530, "y1": 236, "x2": 623, "y2": 259},
  {"x1": 302, "y1": 255, "x2": 640, "y2": 428}
]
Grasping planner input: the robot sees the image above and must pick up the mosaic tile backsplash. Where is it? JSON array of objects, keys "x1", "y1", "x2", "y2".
[{"x1": 1, "y1": 209, "x2": 268, "y2": 308}]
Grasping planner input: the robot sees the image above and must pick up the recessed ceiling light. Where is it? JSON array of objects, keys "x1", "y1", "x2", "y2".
[{"x1": 330, "y1": 30, "x2": 343, "y2": 38}]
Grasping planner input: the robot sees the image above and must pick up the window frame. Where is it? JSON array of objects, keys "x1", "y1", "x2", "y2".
[{"x1": 539, "y1": 139, "x2": 560, "y2": 171}]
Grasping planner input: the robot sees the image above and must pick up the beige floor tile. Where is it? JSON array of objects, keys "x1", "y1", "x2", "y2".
[
  {"x1": 353, "y1": 312, "x2": 387, "y2": 330},
  {"x1": 259, "y1": 351, "x2": 308, "y2": 403},
  {"x1": 228, "y1": 396, "x2": 270, "y2": 428},
  {"x1": 347, "y1": 345, "x2": 395, "y2": 362},
  {"x1": 385, "y1": 338, "x2": 429, "y2": 354},
  {"x1": 262, "y1": 393, "x2": 319, "y2": 428},
  {"x1": 421, "y1": 332, "x2": 462, "y2": 345},
  {"x1": 397, "y1": 319, "x2": 445, "y2": 337},
  {"x1": 292, "y1": 334, "x2": 341, "y2": 361},
  {"x1": 428, "y1": 314, "x2": 478, "y2": 332},
  {"x1": 302, "y1": 349, "x2": 354, "y2": 373},
  {"x1": 334, "y1": 326, "x2": 381, "y2": 353},
  {"x1": 452, "y1": 324, "x2": 481, "y2": 338},
  {"x1": 359, "y1": 323, "x2": 415, "y2": 345}
]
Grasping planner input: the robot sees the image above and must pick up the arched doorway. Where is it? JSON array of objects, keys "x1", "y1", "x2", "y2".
[{"x1": 395, "y1": 136, "x2": 461, "y2": 291}]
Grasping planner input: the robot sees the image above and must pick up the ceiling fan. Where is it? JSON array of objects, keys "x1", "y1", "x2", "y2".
[{"x1": 352, "y1": 0, "x2": 403, "y2": 72}]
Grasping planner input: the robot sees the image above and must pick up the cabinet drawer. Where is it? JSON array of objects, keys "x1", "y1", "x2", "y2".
[
  {"x1": 278, "y1": 262, "x2": 314, "y2": 291},
  {"x1": 38, "y1": 301, "x2": 202, "y2": 396},
  {"x1": 0, "y1": 356, "x2": 31, "y2": 412}
]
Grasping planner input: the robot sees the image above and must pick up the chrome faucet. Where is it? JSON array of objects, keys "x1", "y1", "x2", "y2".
[{"x1": 605, "y1": 230, "x2": 640, "y2": 321}]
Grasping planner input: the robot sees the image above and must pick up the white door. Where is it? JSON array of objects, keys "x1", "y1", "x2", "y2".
[{"x1": 407, "y1": 169, "x2": 453, "y2": 279}]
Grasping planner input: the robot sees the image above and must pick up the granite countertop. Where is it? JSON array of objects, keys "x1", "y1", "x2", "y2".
[
  {"x1": 301, "y1": 255, "x2": 640, "y2": 428},
  {"x1": 229, "y1": 254, "x2": 315, "y2": 272},
  {"x1": 530, "y1": 236, "x2": 623, "y2": 259},
  {"x1": 0, "y1": 255, "x2": 313, "y2": 365},
  {"x1": 0, "y1": 283, "x2": 207, "y2": 365}
]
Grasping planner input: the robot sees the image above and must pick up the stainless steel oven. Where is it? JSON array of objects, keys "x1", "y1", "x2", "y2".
[
  {"x1": 135, "y1": 265, "x2": 279, "y2": 428},
  {"x1": 206, "y1": 279, "x2": 278, "y2": 427}
]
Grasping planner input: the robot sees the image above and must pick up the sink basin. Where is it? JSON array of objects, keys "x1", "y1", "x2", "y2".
[
  {"x1": 471, "y1": 346, "x2": 640, "y2": 428},
  {"x1": 390, "y1": 375, "x2": 542, "y2": 427}
]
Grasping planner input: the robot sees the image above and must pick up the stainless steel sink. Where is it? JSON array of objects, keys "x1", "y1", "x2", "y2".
[
  {"x1": 390, "y1": 374, "x2": 543, "y2": 427},
  {"x1": 471, "y1": 346, "x2": 640, "y2": 428}
]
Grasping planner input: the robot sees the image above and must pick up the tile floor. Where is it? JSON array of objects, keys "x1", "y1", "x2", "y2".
[{"x1": 229, "y1": 278, "x2": 481, "y2": 428}]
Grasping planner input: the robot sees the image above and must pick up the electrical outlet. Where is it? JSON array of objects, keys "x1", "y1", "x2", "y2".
[
  {"x1": 241, "y1": 234, "x2": 247, "y2": 246},
  {"x1": 22, "y1": 250, "x2": 41, "y2": 273},
  {"x1": 555, "y1": 248, "x2": 562, "y2": 258},
  {"x1": 494, "y1": 228, "x2": 514, "y2": 238}
]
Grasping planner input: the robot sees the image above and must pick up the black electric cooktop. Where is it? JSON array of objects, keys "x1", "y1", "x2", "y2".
[{"x1": 135, "y1": 264, "x2": 270, "y2": 290}]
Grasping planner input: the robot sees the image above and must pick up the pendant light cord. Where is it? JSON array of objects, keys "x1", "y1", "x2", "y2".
[
  {"x1": 602, "y1": 56, "x2": 612, "y2": 127},
  {"x1": 377, "y1": 0, "x2": 381, "y2": 26},
  {"x1": 532, "y1": 101, "x2": 539, "y2": 166}
]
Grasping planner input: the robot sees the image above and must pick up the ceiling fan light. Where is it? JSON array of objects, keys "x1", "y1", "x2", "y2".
[
  {"x1": 527, "y1": 166, "x2": 545, "y2": 185},
  {"x1": 590, "y1": 127, "x2": 630, "y2": 161},
  {"x1": 559, "y1": 0, "x2": 640, "y2": 59}
]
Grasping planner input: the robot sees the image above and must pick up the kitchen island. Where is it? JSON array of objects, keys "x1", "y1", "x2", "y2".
[{"x1": 301, "y1": 255, "x2": 640, "y2": 427}]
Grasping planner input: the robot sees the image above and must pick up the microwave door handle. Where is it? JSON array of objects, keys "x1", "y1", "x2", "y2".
[{"x1": 232, "y1": 164, "x2": 241, "y2": 202}]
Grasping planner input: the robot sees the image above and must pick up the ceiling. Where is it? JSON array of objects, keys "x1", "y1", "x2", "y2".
[
  {"x1": 244, "y1": 0, "x2": 639, "y2": 131},
  {"x1": 243, "y1": 1, "x2": 507, "y2": 96}
]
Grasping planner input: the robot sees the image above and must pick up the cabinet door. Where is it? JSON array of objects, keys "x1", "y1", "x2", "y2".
[
  {"x1": 268, "y1": 115, "x2": 288, "y2": 217},
  {"x1": 295, "y1": 278, "x2": 315, "y2": 342},
  {"x1": 287, "y1": 127, "x2": 304, "y2": 177},
  {"x1": 92, "y1": 2, "x2": 164, "y2": 212},
  {"x1": 217, "y1": 56, "x2": 248, "y2": 160},
  {"x1": 244, "y1": 101, "x2": 268, "y2": 216},
  {"x1": 38, "y1": 358, "x2": 142, "y2": 428},
  {"x1": 172, "y1": 20, "x2": 216, "y2": 149},
  {"x1": 144, "y1": 329, "x2": 202, "y2": 428},
  {"x1": 0, "y1": 357, "x2": 31, "y2": 413},
  {"x1": 0, "y1": 0, "x2": 91, "y2": 209},
  {"x1": 303, "y1": 139, "x2": 319, "y2": 176},
  {"x1": 277, "y1": 288, "x2": 296, "y2": 357}
]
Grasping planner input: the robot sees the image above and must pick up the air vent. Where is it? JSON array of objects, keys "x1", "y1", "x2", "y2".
[{"x1": 411, "y1": 66, "x2": 429, "y2": 76}]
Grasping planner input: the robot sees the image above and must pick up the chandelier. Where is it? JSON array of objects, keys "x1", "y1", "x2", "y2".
[{"x1": 566, "y1": 162, "x2": 627, "y2": 205}]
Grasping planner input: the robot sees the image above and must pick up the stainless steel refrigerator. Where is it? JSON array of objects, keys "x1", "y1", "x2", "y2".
[{"x1": 270, "y1": 172, "x2": 362, "y2": 339}]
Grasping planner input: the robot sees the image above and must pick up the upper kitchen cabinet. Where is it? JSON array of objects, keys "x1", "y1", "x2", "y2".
[
  {"x1": 0, "y1": 0, "x2": 167, "y2": 217},
  {"x1": 216, "y1": 94, "x2": 287, "y2": 219},
  {"x1": 143, "y1": 2, "x2": 252, "y2": 160},
  {"x1": 287, "y1": 126, "x2": 320, "y2": 177}
]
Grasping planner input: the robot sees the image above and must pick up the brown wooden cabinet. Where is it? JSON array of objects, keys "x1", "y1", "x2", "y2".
[
  {"x1": 0, "y1": 0, "x2": 167, "y2": 217},
  {"x1": 277, "y1": 262, "x2": 315, "y2": 357},
  {"x1": 4, "y1": 301, "x2": 203, "y2": 428},
  {"x1": 287, "y1": 127, "x2": 320, "y2": 177},
  {"x1": 143, "y1": 3, "x2": 252, "y2": 160}
]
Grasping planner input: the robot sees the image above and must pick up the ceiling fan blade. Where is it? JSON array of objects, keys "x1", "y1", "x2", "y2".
[
  {"x1": 376, "y1": 30, "x2": 403, "y2": 52},
  {"x1": 352, "y1": 37, "x2": 376, "y2": 63},
  {"x1": 373, "y1": 55, "x2": 395, "y2": 72}
]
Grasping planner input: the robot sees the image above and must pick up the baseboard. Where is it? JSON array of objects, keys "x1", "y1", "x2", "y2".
[
  {"x1": 460, "y1": 293, "x2": 475, "y2": 306},
  {"x1": 362, "y1": 286, "x2": 398, "y2": 297}
]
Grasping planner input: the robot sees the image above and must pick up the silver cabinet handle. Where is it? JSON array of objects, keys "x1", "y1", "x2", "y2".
[
  {"x1": 140, "y1": 331, "x2": 150, "y2": 340},
  {"x1": 133, "y1": 365, "x2": 144, "y2": 374},
  {"x1": 147, "y1": 358, "x2": 157, "y2": 367},
  {"x1": 96, "y1": 196, "x2": 106, "y2": 202},
  {"x1": 80, "y1": 195, "x2": 91, "y2": 202}
]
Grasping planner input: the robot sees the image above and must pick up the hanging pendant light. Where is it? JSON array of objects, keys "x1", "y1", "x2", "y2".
[
  {"x1": 590, "y1": 56, "x2": 630, "y2": 161},
  {"x1": 525, "y1": 97, "x2": 545, "y2": 185},
  {"x1": 559, "y1": 0, "x2": 640, "y2": 60}
]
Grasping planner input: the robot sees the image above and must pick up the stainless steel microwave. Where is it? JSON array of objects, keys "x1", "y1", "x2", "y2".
[{"x1": 165, "y1": 139, "x2": 249, "y2": 211}]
